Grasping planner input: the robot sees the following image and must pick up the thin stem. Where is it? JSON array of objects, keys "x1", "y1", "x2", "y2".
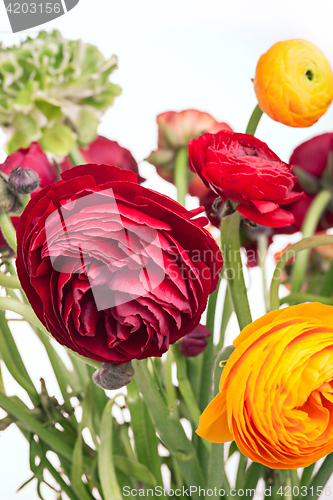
[
  {"x1": 132, "y1": 359, "x2": 205, "y2": 499},
  {"x1": 0, "y1": 273, "x2": 21, "y2": 289},
  {"x1": 199, "y1": 272, "x2": 222, "y2": 411},
  {"x1": 220, "y1": 211, "x2": 252, "y2": 330},
  {"x1": 270, "y1": 234, "x2": 333, "y2": 311},
  {"x1": 216, "y1": 286, "x2": 233, "y2": 352},
  {"x1": 245, "y1": 105, "x2": 263, "y2": 135},
  {"x1": 68, "y1": 145, "x2": 86, "y2": 167},
  {"x1": 171, "y1": 345, "x2": 204, "y2": 430},
  {"x1": 22, "y1": 194, "x2": 30, "y2": 210},
  {"x1": 258, "y1": 232, "x2": 270, "y2": 312},
  {"x1": 45, "y1": 460, "x2": 81, "y2": 500},
  {"x1": 0, "y1": 212, "x2": 17, "y2": 253},
  {"x1": 319, "y1": 258, "x2": 333, "y2": 297},
  {"x1": 174, "y1": 146, "x2": 188, "y2": 207},
  {"x1": 280, "y1": 293, "x2": 333, "y2": 306},
  {"x1": 291, "y1": 190, "x2": 331, "y2": 293}
]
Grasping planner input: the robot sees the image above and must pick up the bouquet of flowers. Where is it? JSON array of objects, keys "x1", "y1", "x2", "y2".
[{"x1": 0, "y1": 31, "x2": 333, "y2": 500}]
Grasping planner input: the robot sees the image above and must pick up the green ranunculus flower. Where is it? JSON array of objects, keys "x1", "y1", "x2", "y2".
[{"x1": 0, "y1": 30, "x2": 121, "y2": 156}]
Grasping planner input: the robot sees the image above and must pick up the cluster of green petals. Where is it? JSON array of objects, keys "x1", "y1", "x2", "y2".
[{"x1": 0, "y1": 30, "x2": 121, "y2": 156}]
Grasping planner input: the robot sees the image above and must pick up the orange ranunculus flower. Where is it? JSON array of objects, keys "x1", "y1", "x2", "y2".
[
  {"x1": 196, "y1": 303, "x2": 333, "y2": 469},
  {"x1": 254, "y1": 40, "x2": 333, "y2": 127}
]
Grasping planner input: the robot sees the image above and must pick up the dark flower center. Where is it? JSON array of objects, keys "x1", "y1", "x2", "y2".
[{"x1": 305, "y1": 69, "x2": 314, "y2": 81}]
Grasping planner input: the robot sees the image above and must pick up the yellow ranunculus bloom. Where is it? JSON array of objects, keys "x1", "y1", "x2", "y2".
[
  {"x1": 254, "y1": 40, "x2": 333, "y2": 127},
  {"x1": 196, "y1": 303, "x2": 333, "y2": 469}
]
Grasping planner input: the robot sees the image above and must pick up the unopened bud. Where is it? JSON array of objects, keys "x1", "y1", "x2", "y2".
[
  {"x1": 8, "y1": 167, "x2": 40, "y2": 194},
  {"x1": 0, "y1": 175, "x2": 17, "y2": 213},
  {"x1": 93, "y1": 362, "x2": 134, "y2": 390},
  {"x1": 178, "y1": 324, "x2": 211, "y2": 357}
]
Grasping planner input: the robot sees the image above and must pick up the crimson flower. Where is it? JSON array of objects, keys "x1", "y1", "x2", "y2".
[
  {"x1": 16, "y1": 165, "x2": 222, "y2": 364},
  {"x1": 277, "y1": 133, "x2": 333, "y2": 233},
  {"x1": 0, "y1": 143, "x2": 57, "y2": 250},
  {"x1": 189, "y1": 131, "x2": 306, "y2": 228},
  {"x1": 61, "y1": 135, "x2": 144, "y2": 183}
]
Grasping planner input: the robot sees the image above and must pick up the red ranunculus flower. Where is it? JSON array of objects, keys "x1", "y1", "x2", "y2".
[
  {"x1": 61, "y1": 135, "x2": 144, "y2": 183},
  {"x1": 189, "y1": 131, "x2": 306, "y2": 228},
  {"x1": 0, "y1": 142, "x2": 57, "y2": 250},
  {"x1": 277, "y1": 133, "x2": 333, "y2": 233},
  {"x1": 16, "y1": 165, "x2": 222, "y2": 364}
]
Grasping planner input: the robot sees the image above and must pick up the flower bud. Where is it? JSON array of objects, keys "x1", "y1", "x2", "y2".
[
  {"x1": 0, "y1": 175, "x2": 17, "y2": 213},
  {"x1": 178, "y1": 324, "x2": 211, "y2": 357},
  {"x1": 8, "y1": 167, "x2": 40, "y2": 194},
  {"x1": 93, "y1": 362, "x2": 134, "y2": 390}
]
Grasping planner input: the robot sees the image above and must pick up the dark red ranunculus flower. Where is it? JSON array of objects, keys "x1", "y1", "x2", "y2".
[
  {"x1": 276, "y1": 133, "x2": 333, "y2": 233},
  {"x1": 0, "y1": 143, "x2": 57, "y2": 250},
  {"x1": 61, "y1": 135, "x2": 144, "y2": 183},
  {"x1": 16, "y1": 165, "x2": 222, "y2": 364},
  {"x1": 178, "y1": 324, "x2": 211, "y2": 357},
  {"x1": 189, "y1": 131, "x2": 306, "y2": 228}
]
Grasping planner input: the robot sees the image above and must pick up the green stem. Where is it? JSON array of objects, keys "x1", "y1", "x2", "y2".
[
  {"x1": 0, "y1": 389, "x2": 90, "y2": 466},
  {"x1": 258, "y1": 232, "x2": 270, "y2": 312},
  {"x1": 291, "y1": 190, "x2": 331, "y2": 293},
  {"x1": 132, "y1": 359, "x2": 205, "y2": 499},
  {"x1": 205, "y1": 444, "x2": 225, "y2": 499},
  {"x1": 45, "y1": 459, "x2": 81, "y2": 500},
  {"x1": 0, "y1": 297, "x2": 102, "y2": 369},
  {"x1": 22, "y1": 194, "x2": 30, "y2": 210},
  {"x1": 280, "y1": 293, "x2": 333, "y2": 306},
  {"x1": 220, "y1": 211, "x2": 252, "y2": 330},
  {"x1": 0, "y1": 312, "x2": 39, "y2": 405},
  {"x1": 270, "y1": 234, "x2": 333, "y2": 311},
  {"x1": 199, "y1": 271, "x2": 222, "y2": 411},
  {"x1": 68, "y1": 145, "x2": 86, "y2": 167},
  {"x1": 171, "y1": 345, "x2": 203, "y2": 429},
  {"x1": 174, "y1": 147, "x2": 188, "y2": 207},
  {"x1": 216, "y1": 287, "x2": 233, "y2": 352},
  {"x1": 164, "y1": 347, "x2": 178, "y2": 414},
  {"x1": 0, "y1": 212, "x2": 17, "y2": 253},
  {"x1": 245, "y1": 105, "x2": 263, "y2": 135},
  {"x1": 319, "y1": 259, "x2": 333, "y2": 297},
  {"x1": 0, "y1": 273, "x2": 21, "y2": 289},
  {"x1": 305, "y1": 453, "x2": 333, "y2": 500}
]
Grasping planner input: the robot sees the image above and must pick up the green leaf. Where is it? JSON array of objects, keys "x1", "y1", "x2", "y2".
[
  {"x1": 0, "y1": 311, "x2": 39, "y2": 405},
  {"x1": 13, "y1": 81, "x2": 35, "y2": 109},
  {"x1": 39, "y1": 124, "x2": 77, "y2": 156},
  {"x1": 98, "y1": 399, "x2": 123, "y2": 500},
  {"x1": 114, "y1": 456, "x2": 157, "y2": 486},
  {"x1": 7, "y1": 113, "x2": 39, "y2": 153},
  {"x1": 71, "y1": 435, "x2": 94, "y2": 500},
  {"x1": 127, "y1": 377, "x2": 163, "y2": 486},
  {"x1": 35, "y1": 98, "x2": 62, "y2": 122}
]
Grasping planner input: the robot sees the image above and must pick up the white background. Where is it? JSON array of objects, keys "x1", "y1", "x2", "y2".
[{"x1": 0, "y1": 0, "x2": 333, "y2": 498}]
